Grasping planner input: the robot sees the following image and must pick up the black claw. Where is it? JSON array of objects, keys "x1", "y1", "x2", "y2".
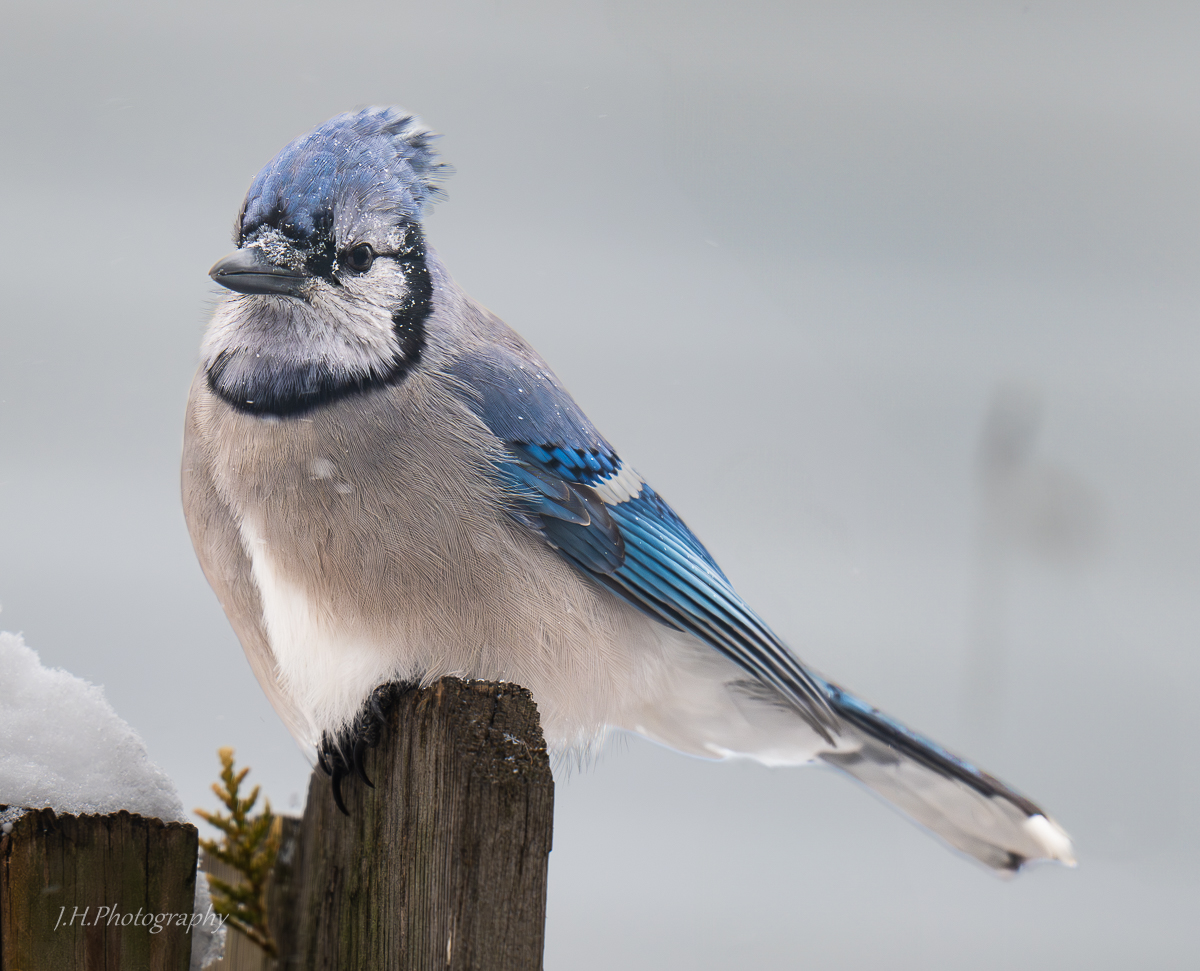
[
  {"x1": 317, "y1": 681, "x2": 410, "y2": 814},
  {"x1": 353, "y1": 738, "x2": 374, "y2": 788},
  {"x1": 330, "y1": 765, "x2": 349, "y2": 816}
]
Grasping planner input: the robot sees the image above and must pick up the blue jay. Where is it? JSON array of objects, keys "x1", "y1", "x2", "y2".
[{"x1": 183, "y1": 107, "x2": 1074, "y2": 874}]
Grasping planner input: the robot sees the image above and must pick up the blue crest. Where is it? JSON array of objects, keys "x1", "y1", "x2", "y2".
[{"x1": 237, "y1": 107, "x2": 449, "y2": 243}]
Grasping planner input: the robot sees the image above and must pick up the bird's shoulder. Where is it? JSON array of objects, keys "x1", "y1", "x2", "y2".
[
  {"x1": 436, "y1": 307, "x2": 716, "y2": 566},
  {"x1": 435, "y1": 307, "x2": 837, "y2": 736},
  {"x1": 441, "y1": 309, "x2": 607, "y2": 452}
]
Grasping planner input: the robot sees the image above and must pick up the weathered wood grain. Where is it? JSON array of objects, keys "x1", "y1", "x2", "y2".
[
  {"x1": 293, "y1": 678, "x2": 554, "y2": 971},
  {"x1": 0, "y1": 808, "x2": 198, "y2": 971}
]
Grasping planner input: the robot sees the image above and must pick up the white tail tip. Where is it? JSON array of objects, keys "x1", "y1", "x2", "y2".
[{"x1": 1022, "y1": 814, "x2": 1077, "y2": 867}]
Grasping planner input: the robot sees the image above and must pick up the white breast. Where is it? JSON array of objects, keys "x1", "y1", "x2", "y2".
[{"x1": 238, "y1": 515, "x2": 401, "y2": 744}]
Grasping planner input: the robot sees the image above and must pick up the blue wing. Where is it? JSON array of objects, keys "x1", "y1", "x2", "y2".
[{"x1": 449, "y1": 344, "x2": 838, "y2": 740}]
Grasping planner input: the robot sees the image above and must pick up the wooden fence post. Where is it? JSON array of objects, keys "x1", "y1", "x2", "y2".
[
  {"x1": 3, "y1": 681, "x2": 552, "y2": 971},
  {"x1": 0, "y1": 808, "x2": 199, "y2": 971},
  {"x1": 290, "y1": 678, "x2": 554, "y2": 971}
]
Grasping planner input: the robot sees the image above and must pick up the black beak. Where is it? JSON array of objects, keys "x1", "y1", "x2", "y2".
[{"x1": 209, "y1": 248, "x2": 308, "y2": 296}]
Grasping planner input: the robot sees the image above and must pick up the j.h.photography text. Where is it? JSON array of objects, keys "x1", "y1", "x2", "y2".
[{"x1": 53, "y1": 903, "x2": 227, "y2": 935}]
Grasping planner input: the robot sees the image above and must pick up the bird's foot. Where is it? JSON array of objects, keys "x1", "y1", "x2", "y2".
[{"x1": 317, "y1": 683, "x2": 409, "y2": 815}]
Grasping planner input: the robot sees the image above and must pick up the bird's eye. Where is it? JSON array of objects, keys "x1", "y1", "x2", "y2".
[{"x1": 344, "y1": 243, "x2": 375, "y2": 273}]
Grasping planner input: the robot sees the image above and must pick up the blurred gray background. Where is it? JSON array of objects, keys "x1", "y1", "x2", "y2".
[{"x1": 2, "y1": 1, "x2": 1197, "y2": 967}]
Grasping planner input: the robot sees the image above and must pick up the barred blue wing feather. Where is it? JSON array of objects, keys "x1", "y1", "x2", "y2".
[{"x1": 448, "y1": 349, "x2": 840, "y2": 740}]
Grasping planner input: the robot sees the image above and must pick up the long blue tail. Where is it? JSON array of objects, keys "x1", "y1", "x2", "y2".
[{"x1": 819, "y1": 682, "x2": 1074, "y2": 875}]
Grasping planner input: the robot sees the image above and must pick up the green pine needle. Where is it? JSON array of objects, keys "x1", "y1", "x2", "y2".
[{"x1": 197, "y1": 747, "x2": 281, "y2": 957}]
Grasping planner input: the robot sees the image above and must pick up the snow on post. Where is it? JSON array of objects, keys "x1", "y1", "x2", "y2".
[{"x1": 0, "y1": 631, "x2": 225, "y2": 969}]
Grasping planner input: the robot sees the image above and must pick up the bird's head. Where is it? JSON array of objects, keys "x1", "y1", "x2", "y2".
[
  {"x1": 203, "y1": 107, "x2": 450, "y2": 416},
  {"x1": 211, "y1": 106, "x2": 447, "y2": 299}
]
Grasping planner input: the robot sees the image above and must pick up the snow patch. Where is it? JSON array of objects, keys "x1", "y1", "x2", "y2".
[
  {"x1": 0, "y1": 630, "x2": 224, "y2": 968},
  {"x1": 0, "y1": 631, "x2": 184, "y2": 820}
]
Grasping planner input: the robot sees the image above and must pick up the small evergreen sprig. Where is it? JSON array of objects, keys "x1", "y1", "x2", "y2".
[{"x1": 196, "y1": 747, "x2": 280, "y2": 957}]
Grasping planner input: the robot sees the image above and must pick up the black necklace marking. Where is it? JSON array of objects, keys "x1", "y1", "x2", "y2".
[{"x1": 208, "y1": 226, "x2": 432, "y2": 418}]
